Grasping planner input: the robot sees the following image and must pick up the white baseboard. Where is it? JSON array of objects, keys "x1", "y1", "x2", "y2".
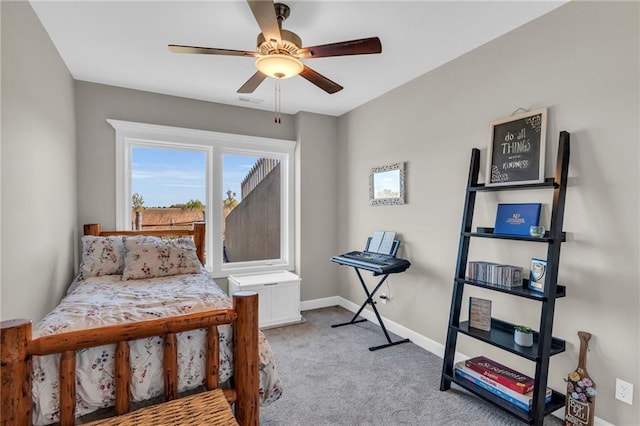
[
  {"x1": 592, "y1": 415, "x2": 616, "y2": 426},
  {"x1": 300, "y1": 296, "x2": 615, "y2": 426},
  {"x1": 334, "y1": 296, "x2": 449, "y2": 359},
  {"x1": 300, "y1": 296, "x2": 342, "y2": 311}
]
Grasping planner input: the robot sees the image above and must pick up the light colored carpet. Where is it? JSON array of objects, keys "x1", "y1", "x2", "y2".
[{"x1": 260, "y1": 306, "x2": 563, "y2": 426}]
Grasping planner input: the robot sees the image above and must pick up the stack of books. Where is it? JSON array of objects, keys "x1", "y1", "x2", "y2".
[
  {"x1": 467, "y1": 261, "x2": 523, "y2": 287},
  {"x1": 454, "y1": 356, "x2": 551, "y2": 412}
]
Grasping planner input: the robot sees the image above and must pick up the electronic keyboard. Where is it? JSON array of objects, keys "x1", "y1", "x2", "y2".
[
  {"x1": 330, "y1": 232, "x2": 412, "y2": 350},
  {"x1": 331, "y1": 250, "x2": 411, "y2": 275}
]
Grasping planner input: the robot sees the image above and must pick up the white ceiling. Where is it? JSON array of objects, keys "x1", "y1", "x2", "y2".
[{"x1": 30, "y1": 1, "x2": 567, "y2": 117}]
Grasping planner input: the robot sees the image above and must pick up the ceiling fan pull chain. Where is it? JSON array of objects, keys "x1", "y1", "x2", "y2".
[
  {"x1": 274, "y1": 80, "x2": 281, "y2": 124},
  {"x1": 277, "y1": 80, "x2": 282, "y2": 123}
]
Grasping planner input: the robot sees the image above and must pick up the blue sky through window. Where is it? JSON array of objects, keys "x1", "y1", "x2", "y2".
[{"x1": 132, "y1": 147, "x2": 257, "y2": 207}]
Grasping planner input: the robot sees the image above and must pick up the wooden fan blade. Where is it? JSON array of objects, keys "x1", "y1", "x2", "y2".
[
  {"x1": 299, "y1": 65, "x2": 343, "y2": 94},
  {"x1": 237, "y1": 71, "x2": 267, "y2": 93},
  {"x1": 247, "y1": 0, "x2": 281, "y2": 45},
  {"x1": 169, "y1": 44, "x2": 257, "y2": 57},
  {"x1": 298, "y1": 37, "x2": 382, "y2": 59}
]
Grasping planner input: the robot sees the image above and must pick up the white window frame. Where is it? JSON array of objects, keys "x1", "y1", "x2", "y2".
[{"x1": 108, "y1": 119, "x2": 296, "y2": 277}]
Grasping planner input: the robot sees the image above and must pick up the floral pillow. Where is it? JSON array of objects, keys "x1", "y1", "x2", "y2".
[
  {"x1": 122, "y1": 235, "x2": 202, "y2": 280},
  {"x1": 78, "y1": 236, "x2": 125, "y2": 279}
]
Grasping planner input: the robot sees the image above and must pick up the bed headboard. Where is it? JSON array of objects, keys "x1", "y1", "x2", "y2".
[{"x1": 83, "y1": 222, "x2": 206, "y2": 266}]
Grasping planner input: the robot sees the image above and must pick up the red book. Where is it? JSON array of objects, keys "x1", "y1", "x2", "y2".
[{"x1": 465, "y1": 356, "x2": 534, "y2": 394}]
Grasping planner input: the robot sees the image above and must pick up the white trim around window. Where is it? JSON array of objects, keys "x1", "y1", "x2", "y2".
[{"x1": 108, "y1": 119, "x2": 296, "y2": 277}]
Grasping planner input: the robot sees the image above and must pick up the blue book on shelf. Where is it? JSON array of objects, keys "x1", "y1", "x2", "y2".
[
  {"x1": 455, "y1": 367, "x2": 550, "y2": 412},
  {"x1": 494, "y1": 203, "x2": 541, "y2": 236}
]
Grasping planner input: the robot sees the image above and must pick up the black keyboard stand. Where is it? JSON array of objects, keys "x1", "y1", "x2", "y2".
[{"x1": 332, "y1": 267, "x2": 411, "y2": 351}]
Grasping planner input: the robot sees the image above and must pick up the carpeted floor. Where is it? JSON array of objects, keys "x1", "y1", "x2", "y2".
[{"x1": 260, "y1": 306, "x2": 564, "y2": 426}]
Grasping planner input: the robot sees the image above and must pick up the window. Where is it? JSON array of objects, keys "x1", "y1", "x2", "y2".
[
  {"x1": 109, "y1": 119, "x2": 296, "y2": 277},
  {"x1": 223, "y1": 154, "x2": 281, "y2": 264},
  {"x1": 131, "y1": 145, "x2": 208, "y2": 230}
]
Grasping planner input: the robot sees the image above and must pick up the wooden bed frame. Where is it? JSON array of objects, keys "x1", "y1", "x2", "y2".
[{"x1": 0, "y1": 223, "x2": 260, "y2": 426}]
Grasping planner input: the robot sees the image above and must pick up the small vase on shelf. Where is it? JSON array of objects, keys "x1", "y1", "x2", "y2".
[
  {"x1": 529, "y1": 225, "x2": 546, "y2": 238},
  {"x1": 514, "y1": 325, "x2": 534, "y2": 347}
]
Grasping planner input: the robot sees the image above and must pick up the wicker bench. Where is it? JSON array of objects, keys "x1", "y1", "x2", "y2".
[{"x1": 84, "y1": 388, "x2": 238, "y2": 426}]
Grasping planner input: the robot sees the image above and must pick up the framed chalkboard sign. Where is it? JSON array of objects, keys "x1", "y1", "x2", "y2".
[{"x1": 486, "y1": 107, "x2": 547, "y2": 186}]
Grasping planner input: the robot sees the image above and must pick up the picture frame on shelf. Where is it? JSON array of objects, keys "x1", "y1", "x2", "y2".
[
  {"x1": 469, "y1": 296, "x2": 492, "y2": 331},
  {"x1": 486, "y1": 107, "x2": 547, "y2": 187},
  {"x1": 529, "y1": 258, "x2": 547, "y2": 293},
  {"x1": 494, "y1": 203, "x2": 542, "y2": 236}
]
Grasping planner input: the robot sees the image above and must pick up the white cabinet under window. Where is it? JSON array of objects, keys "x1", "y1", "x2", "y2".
[{"x1": 228, "y1": 271, "x2": 301, "y2": 328}]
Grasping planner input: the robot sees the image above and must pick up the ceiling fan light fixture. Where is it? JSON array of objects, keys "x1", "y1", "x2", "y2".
[{"x1": 255, "y1": 54, "x2": 303, "y2": 79}]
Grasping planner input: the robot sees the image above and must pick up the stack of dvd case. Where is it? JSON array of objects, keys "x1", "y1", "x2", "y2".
[{"x1": 467, "y1": 261, "x2": 523, "y2": 287}]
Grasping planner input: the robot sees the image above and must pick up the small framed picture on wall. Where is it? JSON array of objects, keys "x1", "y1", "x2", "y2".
[{"x1": 369, "y1": 162, "x2": 406, "y2": 206}]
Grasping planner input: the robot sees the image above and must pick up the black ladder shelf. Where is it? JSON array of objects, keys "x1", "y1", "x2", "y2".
[{"x1": 439, "y1": 131, "x2": 570, "y2": 425}]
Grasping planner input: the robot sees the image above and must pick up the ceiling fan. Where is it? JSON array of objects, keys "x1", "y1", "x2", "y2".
[{"x1": 168, "y1": 0, "x2": 382, "y2": 95}]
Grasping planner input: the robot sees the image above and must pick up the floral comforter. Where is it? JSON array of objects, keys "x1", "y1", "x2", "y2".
[{"x1": 32, "y1": 272, "x2": 282, "y2": 425}]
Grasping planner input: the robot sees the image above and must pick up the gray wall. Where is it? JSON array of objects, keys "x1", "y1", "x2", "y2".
[
  {"x1": 295, "y1": 112, "x2": 339, "y2": 302},
  {"x1": 336, "y1": 2, "x2": 639, "y2": 424},
  {"x1": 1, "y1": 0, "x2": 77, "y2": 321}
]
